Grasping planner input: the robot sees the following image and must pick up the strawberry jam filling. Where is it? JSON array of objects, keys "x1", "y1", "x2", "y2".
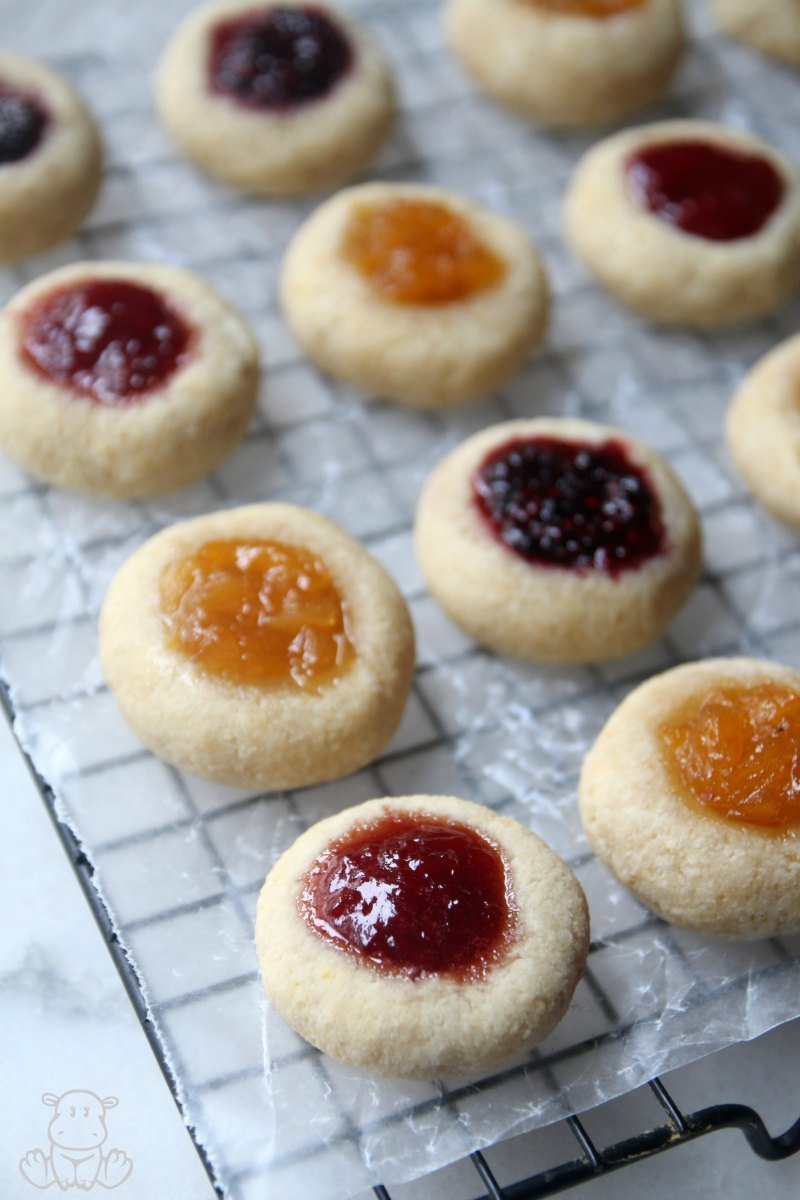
[
  {"x1": 160, "y1": 538, "x2": 355, "y2": 691},
  {"x1": 209, "y1": 5, "x2": 353, "y2": 110},
  {"x1": 300, "y1": 811, "x2": 516, "y2": 980},
  {"x1": 473, "y1": 436, "x2": 666, "y2": 576},
  {"x1": 21, "y1": 280, "x2": 194, "y2": 406},
  {"x1": 0, "y1": 85, "x2": 48, "y2": 164},
  {"x1": 626, "y1": 140, "x2": 784, "y2": 242},
  {"x1": 660, "y1": 682, "x2": 800, "y2": 831}
]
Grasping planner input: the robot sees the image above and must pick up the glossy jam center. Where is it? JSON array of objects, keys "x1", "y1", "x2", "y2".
[
  {"x1": 626, "y1": 140, "x2": 784, "y2": 242},
  {"x1": 160, "y1": 539, "x2": 355, "y2": 690},
  {"x1": 300, "y1": 811, "x2": 515, "y2": 979},
  {"x1": 342, "y1": 198, "x2": 507, "y2": 306},
  {"x1": 209, "y1": 5, "x2": 352, "y2": 110},
  {"x1": 660, "y1": 682, "x2": 800, "y2": 831},
  {"x1": 524, "y1": 0, "x2": 643, "y2": 16},
  {"x1": 0, "y1": 85, "x2": 48, "y2": 163},
  {"x1": 473, "y1": 436, "x2": 666, "y2": 576},
  {"x1": 21, "y1": 280, "x2": 193, "y2": 407}
]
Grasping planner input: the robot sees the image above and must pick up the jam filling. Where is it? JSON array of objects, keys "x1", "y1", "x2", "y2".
[
  {"x1": 209, "y1": 5, "x2": 353, "y2": 110},
  {"x1": 473, "y1": 436, "x2": 666, "y2": 576},
  {"x1": 660, "y1": 682, "x2": 800, "y2": 831},
  {"x1": 626, "y1": 140, "x2": 784, "y2": 242},
  {"x1": 523, "y1": 0, "x2": 644, "y2": 16},
  {"x1": 160, "y1": 538, "x2": 355, "y2": 691},
  {"x1": 300, "y1": 811, "x2": 515, "y2": 980},
  {"x1": 342, "y1": 198, "x2": 507, "y2": 306},
  {"x1": 21, "y1": 280, "x2": 194, "y2": 407},
  {"x1": 0, "y1": 85, "x2": 48, "y2": 163}
]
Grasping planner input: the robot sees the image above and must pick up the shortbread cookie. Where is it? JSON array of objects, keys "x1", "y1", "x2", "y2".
[
  {"x1": 0, "y1": 261, "x2": 259, "y2": 498},
  {"x1": 580, "y1": 658, "x2": 800, "y2": 939},
  {"x1": 281, "y1": 182, "x2": 549, "y2": 408},
  {"x1": 257, "y1": 793, "x2": 589, "y2": 1078},
  {"x1": 0, "y1": 52, "x2": 101, "y2": 263},
  {"x1": 99, "y1": 504, "x2": 415, "y2": 789},
  {"x1": 415, "y1": 418, "x2": 701, "y2": 663},
  {"x1": 566, "y1": 120, "x2": 800, "y2": 326},
  {"x1": 156, "y1": 0, "x2": 395, "y2": 196},
  {"x1": 711, "y1": 0, "x2": 800, "y2": 66},
  {"x1": 726, "y1": 334, "x2": 800, "y2": 528},
  {"x1": 444, "y1": 0, "x2": 684, "y2": 129}
]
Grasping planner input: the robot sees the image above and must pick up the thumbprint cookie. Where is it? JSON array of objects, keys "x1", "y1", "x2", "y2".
[
  {"x1": 579, "y1": 657, "x2": 800, "y2": 939},
  {"x1": 711, "y1": 0, "x2": 800, "y2": 66},
  {"x1": 414, "y1": 418, "x2": 701, "y2": 663},
  {"x1": 256, "y1": 793, "x2": 589, "y2": 1078},
  {"x1": 0, "y1": 261, "x2": 259, "y2": 498},
  {"x1": 565, "y1": 120, "x2": 800, "y2": 326},
  {"x1": 99, "y1": 504, "x2": 415, "y2": 790},
  {"x1": 281, "y1": 181, "x2": 549, "y2": 408},
  {"x1": 0, "y1": 52, "x2": 101, "y2": 263},
  {"x1": 156, "y1": 0, "x2": 395, "y2": 196},
  {"x1": 444, "y1": 0, "x2": 684, "y2": 129}
]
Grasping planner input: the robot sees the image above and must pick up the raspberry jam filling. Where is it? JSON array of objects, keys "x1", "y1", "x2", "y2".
[
  {"x1": 626, "y1": 140, "x2": 784, "y2": 242},
  {"x1": 473, "y1": 436, "x2": 666, "y2": 576},
  {"x1": 209, "y1": 5, "x2": 353, "y2": 110},
  {"x1": 160, "y1": 539, "x2": 355, "y2": 691},
  {"x1": 524, "y1": 0, "x2": 643, "y2": 16},
  {"x1": 300, "y1": 811, "x2": 516, "y2": 980},
  {"x1": 342, "y1": 198, "x2": 506, "y2": 306},
  {"x1": 0, "y1": 85, "x2": 48, "y2": 164},
  {"x1": 20, "y1": 280, "x2": 194, "y2": 407},
  {"x1": 660, "y1": 682, "x2": 800, "y2": 832}
]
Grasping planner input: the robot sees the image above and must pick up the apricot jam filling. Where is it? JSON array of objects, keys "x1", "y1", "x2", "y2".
[
  {"x1": 626, "y1": 141, "x2": 784, "y2": 242},
  {"x1": 160, "y1": 538, "x2": 355, "y2": 691},
  {"x1": 473, "y1": 436, "x2": 666, "y2": 576},
  {"x1": 21, "y1": 280, "x2": 194, "y2": 407},
  {"x1": 660, "y1": 682, "x2": 800, "y2": 831},
  {"x1": 300, "y1": 811, "x2": 516, "y2": 980},
  {"x1": 0, "y1": 85, "x2": 48, "y2": 163},
  {"x1": 523, "y1": 0, "x2": 644, "y2": 16},
  {"x1": 342, "y1": 198, "x2": 507, "y2": 306},
  {"x1": 209, "y1": 6, "x2": 352, "y2": 110}
]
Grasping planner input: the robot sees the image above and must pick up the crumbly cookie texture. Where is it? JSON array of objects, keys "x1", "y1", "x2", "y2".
[
  {"x1": 565, "y1": 119, "x2": 800, "y2": 326},
  {"x1": 156, "y1": 0, "x2": 395, "y2": 196},
  {"x1": 99, "y1": 504, "x2": 415, "y2": 790},
  {"x1": 444, "y1": 0, "x2": 683, "y2": 128},
  {"x1": 257, "y1": 793, "x2": 589, "y2": 1079},
  {"x1": 281, "y1": 181, "x2": 549, "y2": 408},
  {"x1": 0, "y1": 52, "x2": 102, "y2": 263},
  {"x1": 711, "y1": 0, "x2": 800, "y2": 65},
  {"x1": 414, "y1": 417, "x2": 702, "y2": 663},
  {"x1": 726, "y1": 333, "x2": 800, "y2": 528},
  {"x1": 579, "y1": 657, "x2": 800, "y2": 939},
  {"x1": 0, "y1": 260, "x2": 259, "y2": 499}
]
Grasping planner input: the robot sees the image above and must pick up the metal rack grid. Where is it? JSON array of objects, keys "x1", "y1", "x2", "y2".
[{"x1": 1, "y1": 1, "x2": 800, "y2": 1197}]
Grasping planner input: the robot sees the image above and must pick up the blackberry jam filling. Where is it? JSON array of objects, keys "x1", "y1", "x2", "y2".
[
  {"x1": 0, "y1": 85, "x2": 48, "y2": 164},
  {"x1": 209, "y1": 5, "x2": 353, "y2": 110},
  {"x1": 473, "y1": 436, "x2": 666, "y2": 576}
]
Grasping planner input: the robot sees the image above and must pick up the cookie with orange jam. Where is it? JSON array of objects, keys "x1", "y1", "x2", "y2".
[
  {"x1": 566, "y1": 120, "x2": 800, "y2": 326},
  {"x1": 280, "y1": 182, "x2": 548, "y2": 408},
  {"x1": 414, "y1": 418, "x2": 701, "y2": 663},
  {"x1": 0, "y1": 261, "x2": 259, "y2": 498},
  {"x1": 99, "y1": 504, "x2": 415, "y2": 789},
  {"x1": 579, "y1": 658, "x2": 800, "y2": 939},
  {"x1": 256, "y1": 793, "x2": 589, "y2": 1077},
  {"x1": 444, "y1": 0, "x2": 683, "y2": 129}
]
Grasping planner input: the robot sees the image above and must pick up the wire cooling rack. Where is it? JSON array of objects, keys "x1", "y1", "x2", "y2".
[{"x1": 1, "y1": 1, "x2": 800, "y2": 1197}]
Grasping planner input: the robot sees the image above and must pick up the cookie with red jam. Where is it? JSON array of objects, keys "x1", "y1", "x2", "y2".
[
  {"x1": 257, "y1": 793, "x2": 589, "y2": 1078},
  {"x1": 0, "y1": 261, "x2": 259, "y2": 498},
  {"x1": 414, "y1": 418, "x2": 701, "y2": 663},
  {"x1": 565, "y1": 119, "x2": 800, "y2": 325},
  {"x1": 156, "y1": 0, "x2": 395, "y2": 195}
]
